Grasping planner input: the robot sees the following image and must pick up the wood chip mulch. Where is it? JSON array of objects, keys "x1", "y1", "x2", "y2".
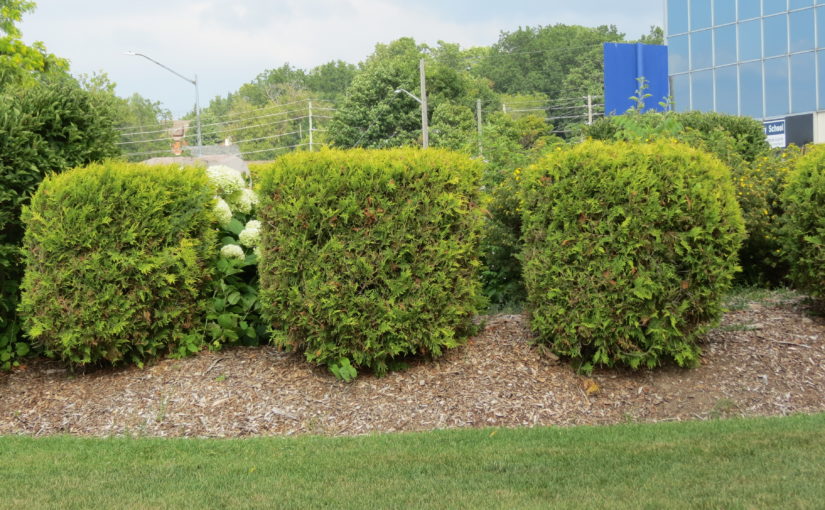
[{"x1": 1, "y1": 294, "x2": 823, "y2": 438}]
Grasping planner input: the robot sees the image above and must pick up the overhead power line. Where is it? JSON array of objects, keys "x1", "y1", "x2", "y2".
[
  {"x1": 117, "y1": 109, "x2": 314, "y2": 143},
  {"x1": 117, "y1": 98, "x2": 336, "y2": 134}
]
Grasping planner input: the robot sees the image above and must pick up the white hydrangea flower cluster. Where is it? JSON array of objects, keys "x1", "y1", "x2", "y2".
[
  {"x1": 220, "y1": 243, "x2": 246, "y2": 260},
  {"x1": 238, "y1": 220, "x2": 261, "y2": 247},
  {"x1": 206, "y1": 165, "x2": 245, "y2": 196},
  {"x1": 227, "y1": 187, "x2": 259, "y2": 214},
  {"x1": 213, "y1": 198, "x2": 233, "y2": 227}
]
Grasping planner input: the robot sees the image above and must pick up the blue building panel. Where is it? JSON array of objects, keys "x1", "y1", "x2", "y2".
[{"x1": 604, "y1": 43, "x2": 670, "y2": 115}]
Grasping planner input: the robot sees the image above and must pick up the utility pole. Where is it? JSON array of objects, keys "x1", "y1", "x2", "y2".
[
  {"x1": 586, "y1": 95, "x2": 593, "y2": 125},
  {"x1": 476, "y1": 98, "x2": 483, "y2": 158},
  {"x1": 419, "y1": 59, "x2": 429, "y2": 149},
  {"x1": 308, "y1": 100, "x2": 314, "y2": 152}
]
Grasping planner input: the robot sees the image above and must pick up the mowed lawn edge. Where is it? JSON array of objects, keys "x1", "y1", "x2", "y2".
[{"x1": 1, "y1": 413, "x2": 823, "y2": 509}]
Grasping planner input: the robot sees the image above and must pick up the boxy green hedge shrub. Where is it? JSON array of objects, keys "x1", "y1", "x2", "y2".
[
  {"x1": 257, "y1": 148, "x2": 485, "y2": 378},
  {"x1": 19, "y1": 162, "x2": 215, "y2": 367},
  {"x1": 582, "y1": 110, "x2": 787, "y2": 285},
  {"x1": 0, "y1": 80, "x2": 118, "y2": 369},
  {"x1": 521, "y1": 140, "x2": 744, "y2": 372},
  {"x1": 781, "y1": 145, "x2": 825, "y2": 298}
]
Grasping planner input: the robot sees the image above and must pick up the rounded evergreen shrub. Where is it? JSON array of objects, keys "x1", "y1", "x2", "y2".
[
  {"x1": 0, "y1": 80, "x2": 118, "y2": 369},
  {"x1": 257, "y1": 148, "x2": 485, "y2": 378},
  {"x1": 521, "y1": 140, "x2": 745, "y2": 371},
  {"x1": 19, "y1": 162, "x2": 216, "y2": 367},
  {"x1": 781, "y1": 145, "x2": 825, "y2": 297}
]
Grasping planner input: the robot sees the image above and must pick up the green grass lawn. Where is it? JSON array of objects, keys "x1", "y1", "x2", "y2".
[{"x1": 2, "y1": 414, "x2": 823, "y2": 509}]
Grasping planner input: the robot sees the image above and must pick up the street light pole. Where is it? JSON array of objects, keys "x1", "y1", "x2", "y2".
[
  {"x1": 394, "y1": 87, "x2": 429, "y2": 148},
  {"x1": 419, "y1": 59, "x2": 428, "y2": 149},
  {"x1": 124, "y1": 51, "x2": 202, "y2": 156}
]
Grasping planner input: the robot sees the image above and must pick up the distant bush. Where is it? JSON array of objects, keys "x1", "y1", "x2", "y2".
[
  {"x1": 521, "y1": 140, "x2": 744, "y2": 372},
  {"x1": 674, "y1": 111, "x2": 770, "y2": 163},
  {"x1": 257, "y1": 148, "x2": 485, "y2": 378},
  {"x1": 781, "y1": 145, "x2": 825, "y2": 298},
  {"x1": 478, "y1": 114, "x2": 564, "y2": 307},
  {"x1": 732, "y1": 146, "x2": 802, "y2": 285},
  {"x1": 582, "y1": 111, "x2": 769, "y2": 164},
  {"x1": 19, "y1": 162, "x2": 215, "y2": 367},
  {"x1": 0, "y1": 79, "x2": 118, "y2": 369},
  {"x1": 480, "y1": 169, "x2": 525, "y2": 307}
]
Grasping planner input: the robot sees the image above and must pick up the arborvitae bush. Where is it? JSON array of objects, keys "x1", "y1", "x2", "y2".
[
  {"x1": 583, "y1": 111, "x2": 785, "y2": 285},
  {"x1": 0, "y1": 80, "x2": 118, "y2": 369},
  {"x1": 257, "y1": 148, "x2": 485, "y2": 378},
  {"x1": 781, "y1": 145, "x2": 825, "y2": 298},
  {"x1": 19, "y1": 162, "x2": 215, "y2": 367},
  {"x1": 521, "y1": 141, "x2": 744, "y2": 372}
]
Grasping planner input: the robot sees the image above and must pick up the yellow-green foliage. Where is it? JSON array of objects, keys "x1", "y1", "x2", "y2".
[
  {"x1": 256, "y1": 148, "x2": 485, "y2": 378},
  {"x1": 480, "y1": 168, "x2": 525, "y2": 305},
  {"x1": 781, "y1": 145, "x2": 825, "y2": 298},
  {"x1": 734, "y1": 146, "x2": 801, "y2": 284},
  {"x1": 521, "y1": 141, "x2": 744, "y2": 372},
  {"x1": 19, "y1": 162, "x2": 216, "y2": 367}
]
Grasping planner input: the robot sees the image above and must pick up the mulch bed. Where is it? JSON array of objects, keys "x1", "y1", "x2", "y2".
[{"x1": 1, "y1": 293, "x2": 823, "y2": 438}]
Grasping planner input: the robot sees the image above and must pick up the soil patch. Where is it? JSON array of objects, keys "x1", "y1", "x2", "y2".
[{"x1": 1, "y1": 293, "x2": 823, "y2": 437}]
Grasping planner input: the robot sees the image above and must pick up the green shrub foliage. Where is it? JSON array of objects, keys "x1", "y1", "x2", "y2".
[
  {"x1": 480, "y1": 168, "x2": 526, "y2": 306},
  {"x1": 581, "y1": 110, "x2": 786, "y2": 284},
  {"x1": 19, "y1": 162, "x2": 215, "y2": 367},
  {"x1": 733, "y1": 146, "x2": 802, "y2": 285},
  {"x1": 781, "y1": 145, "x2": 825, "y2": 298},
  {"x1": 0, "y1": 79, "x2": 118, "y2": 369},
  {"x1": 257, "y1": 148, "x2": 485, "y2": 377},
  {"x1": 674, "y1": 111, "x2": 770, "y2": 163},
  {"x1": 582, "y1": 111, "x2": 769, "y2": 164},
  {"x1": 521, "y1": 141, "x2": 744, "y2": 371}
]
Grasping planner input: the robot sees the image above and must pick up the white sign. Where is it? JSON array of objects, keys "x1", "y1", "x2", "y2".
[{"x1": 763, "y1": 119, "x2": 786, "y2": 149}]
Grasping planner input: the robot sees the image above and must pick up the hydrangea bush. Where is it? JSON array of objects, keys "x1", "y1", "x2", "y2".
[{"x1": 203, "y1": 165, "x2": 267, "y2": 347}]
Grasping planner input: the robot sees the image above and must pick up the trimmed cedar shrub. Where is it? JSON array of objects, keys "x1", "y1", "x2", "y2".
[
  {"x1": 257, "y1": 148, "x2": 485, "y2": 379},
  {"x1": 781, "y1": 144, "x2": 825, "y2": 298},
  {"x1": 521, "y1": 140, "x2": 744, "y2": 372},
  {"x1": 0, "y1": 80, "x2": 118, "y2": 369},
  {"x1": 19, "y1": 162, "x2": 215, "y2": 367},
  {"x1": 579, "y1": 111, "x2": 783, "y2": 285}
]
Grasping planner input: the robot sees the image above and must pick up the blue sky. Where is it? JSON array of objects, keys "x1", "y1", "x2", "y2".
[{"x1": 21, "y1": 0, "x2": 663, "y2": 117}]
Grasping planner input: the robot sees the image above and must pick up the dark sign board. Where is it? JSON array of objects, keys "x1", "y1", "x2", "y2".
[
  {"x1": 763, "y1": 114, "x2": 813, "y2": 148},
  {"x1": 604, "y1": 43, "x2": 669, "y2": 115},
  {"x1": 763, "y1": 119, "x2": 786, "y2": 148}
]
